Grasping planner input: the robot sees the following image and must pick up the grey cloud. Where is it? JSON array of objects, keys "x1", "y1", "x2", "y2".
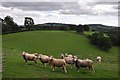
[
  {"x1": 113, "y1": 5, "x2": 120, "y2": 10},
  {"x1": 1, "y1": 1, "x2": 118, "y2": 16},
  {"x1": 2, "y1": 2, "x2": 93, "y2": 15},
  {"x1": 2, "y1": 2, "x2": 64, "y2": 11},
  {"x1": 95, "y1": 0, "x2": 119, "y2": 2},
  {"x1": 2, "y1": 2, "x2": 80, "y2": 11}
]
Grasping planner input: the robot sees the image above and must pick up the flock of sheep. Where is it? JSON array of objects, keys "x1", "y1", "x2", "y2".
[{"x1": 22, "y1": 51, "x2": 102, "y2": 74}]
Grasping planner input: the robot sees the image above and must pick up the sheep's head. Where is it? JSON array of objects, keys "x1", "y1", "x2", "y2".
[
  {"x1": 73, "y1": 56, "x2": 78, "y2": 59},
  {"x1": 97, "y1": 56, "x2": 101, "y2": 60},
  {"x1": 73, "y1": 58, "x2": 77, "y2": 62},
  {"x1": 22, "y1": 51, "x2": 26, "y2": 55},
  {"x1": 49, "y1": 56, "x2": 54, "y2": 61},
  {"x1": 60, "y1": 54, "x2": 64, "y2": 59},
  {"x1": 65, "y1": 53, "x2": 68, "y2": 57},
  {"x1": 38, "y1": 54, "x2": 42, "y2": 59},
  {"x1": 34, "y1": 53, "x2": 38, "y2": 56}
]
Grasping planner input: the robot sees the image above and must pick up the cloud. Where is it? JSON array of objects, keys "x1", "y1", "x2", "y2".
[
  {"x1": 2, "y1": 1, "x2": 118, "y2": 16},
  {"x1": 2, "y1": 2, "x2": 63, "y2": 11},
  {"x1": 0, "y1": 1, "x2": 119, "y2": 26}
]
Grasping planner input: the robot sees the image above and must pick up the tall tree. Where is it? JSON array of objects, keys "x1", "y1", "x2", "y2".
[
  {"x1": 83, "y1": 25, "x2": 90, "y2": 31},
  {"x1": 76, "y1": 24, "x2": 84, "y2": 34},
  {"x1": 4, "y1": 15, "x2": 18, "y2": 31},
  {"x1": 24, "y1": 17, "x2": 34, "y2": 30}
]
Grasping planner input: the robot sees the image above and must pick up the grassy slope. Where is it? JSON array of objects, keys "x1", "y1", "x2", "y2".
[{"x1": 2, "y1": 31, "x2": 118, "y2": 78}]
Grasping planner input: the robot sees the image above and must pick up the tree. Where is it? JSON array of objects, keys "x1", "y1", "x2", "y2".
[
  {"x1": 4, "y1": 15, "x2": 18, "y2": 32},
  {"x1": 90, "y1": 32, "x2": 112, "y2": 51},
  {"x1": 90, "y1": 33, "x2": 99, "y2": 45},
  {"x1": 83, "y1": 25, "x2": 90, "y2": 31},
  {"x1": 69, "y1": 24, "x2": 77, "y2": 30},
  {"x1": 97, "y1": 36, "x2": 112, "y2": 51},
  {"x1": 109, "y1": 34, "x2": 119, "y2": 46},
  {"x1": 2, "y1": 16, "x2": 19, "y2": 33},
  {"x1": 76, "y1": 24, "x2": 84, "y2": 34},
  {"x1": 24, "y1": 17, "x2": 34, "y2": 30}
]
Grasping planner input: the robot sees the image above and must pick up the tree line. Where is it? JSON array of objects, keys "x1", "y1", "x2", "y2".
[
  {"x1": 1, "y1": 15, "x2": 119, "y2": 51},
  {"x1": 1, "y1": 16, "x2": 19, "y2": 34},
  {"x1": 1, "y1": 16, "x2": 90, "y2": 33}
]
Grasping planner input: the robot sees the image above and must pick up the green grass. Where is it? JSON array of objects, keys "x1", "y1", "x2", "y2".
[{"x1": 2, "y1": 30, "x2": 118, "y2": 78}]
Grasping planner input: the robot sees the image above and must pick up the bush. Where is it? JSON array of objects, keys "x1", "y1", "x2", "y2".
[
  {"x1": 109, "y1": 34, "x2": 119, "y2": 46},
  {"x1": 90, "y1": 32, "x2": 112, "y2": 51},
  {"x1": 97, "y1": 36, "x2": 112, "y2": 51},
  {"x1": 83, "y1": 25, "x2": 90, "y2": 31},
  {"x1": 76, "y1": 24, "x2": 84, "y2": 34}
]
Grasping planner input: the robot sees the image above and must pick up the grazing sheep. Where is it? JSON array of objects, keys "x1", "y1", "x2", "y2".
[
  {"x1": 38, "y1": 54, "x2": 51, "y2": 66},
  {"x1": 96, "y1": 56, "x2": 102, "y2": 64},
  {"x1": 60, "y1": 54, "x2": 78, "y2": 68},
  {"x1": 74, "y1": 58, "x2": 95, "y2": 73},
  {"x1": 65, "y1": 53, "x2": 73, "y2": 57},
  {"x1": 60, "y1": 54, "x2": 65, "y2": 59},
  {"x1": 22, "y1": 51, "x2": 38, "y2": 64},
  {"x1": 49, "y1": 56, "x2": 67, "y2": 74}
]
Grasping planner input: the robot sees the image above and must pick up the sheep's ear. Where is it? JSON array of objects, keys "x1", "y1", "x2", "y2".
[
  {"x1": 74, "y1": 58, "x2": 77, "y2": 61},
  {"x1": 38, "y1": 55, "x2": 40, "y2": 58}
]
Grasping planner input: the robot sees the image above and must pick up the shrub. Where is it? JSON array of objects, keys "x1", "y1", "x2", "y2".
[
  {"x1": 90, "y1": 32, "x2": 112, "y2": 51},
  {"x1": 76, "y1": 24, "x2": 84, "y2": 34}
]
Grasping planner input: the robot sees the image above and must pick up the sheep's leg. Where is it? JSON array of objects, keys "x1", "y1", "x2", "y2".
[
  {"x1": 71, "y1": 63, "x2": 75, "y2": 69},
  {"x1": 91, "y1": 66, "x2": 95, "y2": 73},
  {"x1": 77, "y1": 69, "x2": 80, "y2": 72},
  {"x1": 52, "y1": 66, "x2": 55, "y2": 71},
  {"x1": 77, "y1": 67, "x2": 80, "y2": 72},
  {"x1": 44, "y1": 63, "x2": 46, "y2": 66},
  {"x1": 25, "y1": 59, "x2": 27, "y2": 65},
  {"x1": 49, "y1": 63, "x2": 51, "y2": 68},
  {"x1": 88, "y1": 66, "x2": 91, "y2": 70},
  {"x1": 34, "y1": 60, "x2": 37, "y2": 64},
  {"x1": 42, "y1": 63, "x2": 45, "y2": 67},
  {"x1": 62, "y1": 65, "x2": 67, "y2": 73},
  {"x1": 71, "y1": 64, "x2": 73, "y2": 69}
]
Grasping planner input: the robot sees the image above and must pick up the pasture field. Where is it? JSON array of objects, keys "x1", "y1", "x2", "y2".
[{"x1": 2, "y1": 30, "x2": 118, "y2": 78}]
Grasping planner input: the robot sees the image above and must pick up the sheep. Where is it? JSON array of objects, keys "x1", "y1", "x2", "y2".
[
  {"x1": 96, "y1": 56, "x2": 102, "y2": 64},
  {"x1": 60, "y1": 54, "x2": 65, "y2": 59},
  {"x1": 65, "y1": 53, "x2": 73, "y2": 57},
  {"x1": 60, "y1": 54, "x2": 78, "y2": 68},
  {"x1": 74, "y1": 58, "x2": 95, "y2": 73},
  {"x1": 49, "y1": 56, "x2": 67, "y2": 74},
  {"x1": 22, "y1": 51, "x2": 38, "y2": 64},
  {"x1": 38, "y1": 54, "x2": 51, "y2": 67}
]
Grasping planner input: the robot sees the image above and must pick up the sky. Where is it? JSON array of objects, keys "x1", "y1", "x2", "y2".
[{"x1": 0, "y1": 0, "x2": 119, "y2": 26}]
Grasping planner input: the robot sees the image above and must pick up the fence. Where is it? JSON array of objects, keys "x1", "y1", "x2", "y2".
[{"x1": 0, "y1": 52, "x2": 6, "y2": 72}]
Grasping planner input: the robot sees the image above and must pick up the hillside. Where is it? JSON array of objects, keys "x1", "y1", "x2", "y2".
[
  {"x1": 85, "y1": 24, "x2": 118, "y2": 31},
  {"x1": 2, "y1": 31, "x2": 118, "y2": 78}
]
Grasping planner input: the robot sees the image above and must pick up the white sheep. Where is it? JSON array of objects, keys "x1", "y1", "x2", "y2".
[
  {"x1": 60, "y1": 54, "x2": 78, "y2": 68},
  {"x1": 96, "y1": 56, "x2": 102, "y2": 64},
  {"x1": 74, "y1": 58, "x2": 95, "y2": 73},
  {"x1": 38, "y1": 54, "x2": 51, "y2": 66},
  {"x1": 49, "y1": 56, "x2": 67, "y2": 74},
  {"x1": 65, "y1": 53, "x2": 73, "y2": 57},
  {"x1": 22, "y1": 51, "x2": 38, "y2": 64}
]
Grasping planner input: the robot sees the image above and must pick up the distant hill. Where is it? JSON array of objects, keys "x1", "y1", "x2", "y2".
[{"x1": 84, "y1": 24, "x2": 118, "y2": 31}]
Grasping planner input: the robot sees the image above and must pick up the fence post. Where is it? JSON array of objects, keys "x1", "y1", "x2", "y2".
[
  {"x1": 2, "y1": 52, "x2": 6, "y2": 71},
  {"x1": 0, "y1": 52, "x2": 2, "y2": 73}
]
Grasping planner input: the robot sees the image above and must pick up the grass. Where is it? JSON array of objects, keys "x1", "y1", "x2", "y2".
[{"x1": 2, "y1": 30, "x2": 118, "y2": 78}]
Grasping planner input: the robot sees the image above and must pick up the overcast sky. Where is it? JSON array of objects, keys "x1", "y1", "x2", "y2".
[{"x1": 0, "y1": 0, "x2": 119, "y2": 26}]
